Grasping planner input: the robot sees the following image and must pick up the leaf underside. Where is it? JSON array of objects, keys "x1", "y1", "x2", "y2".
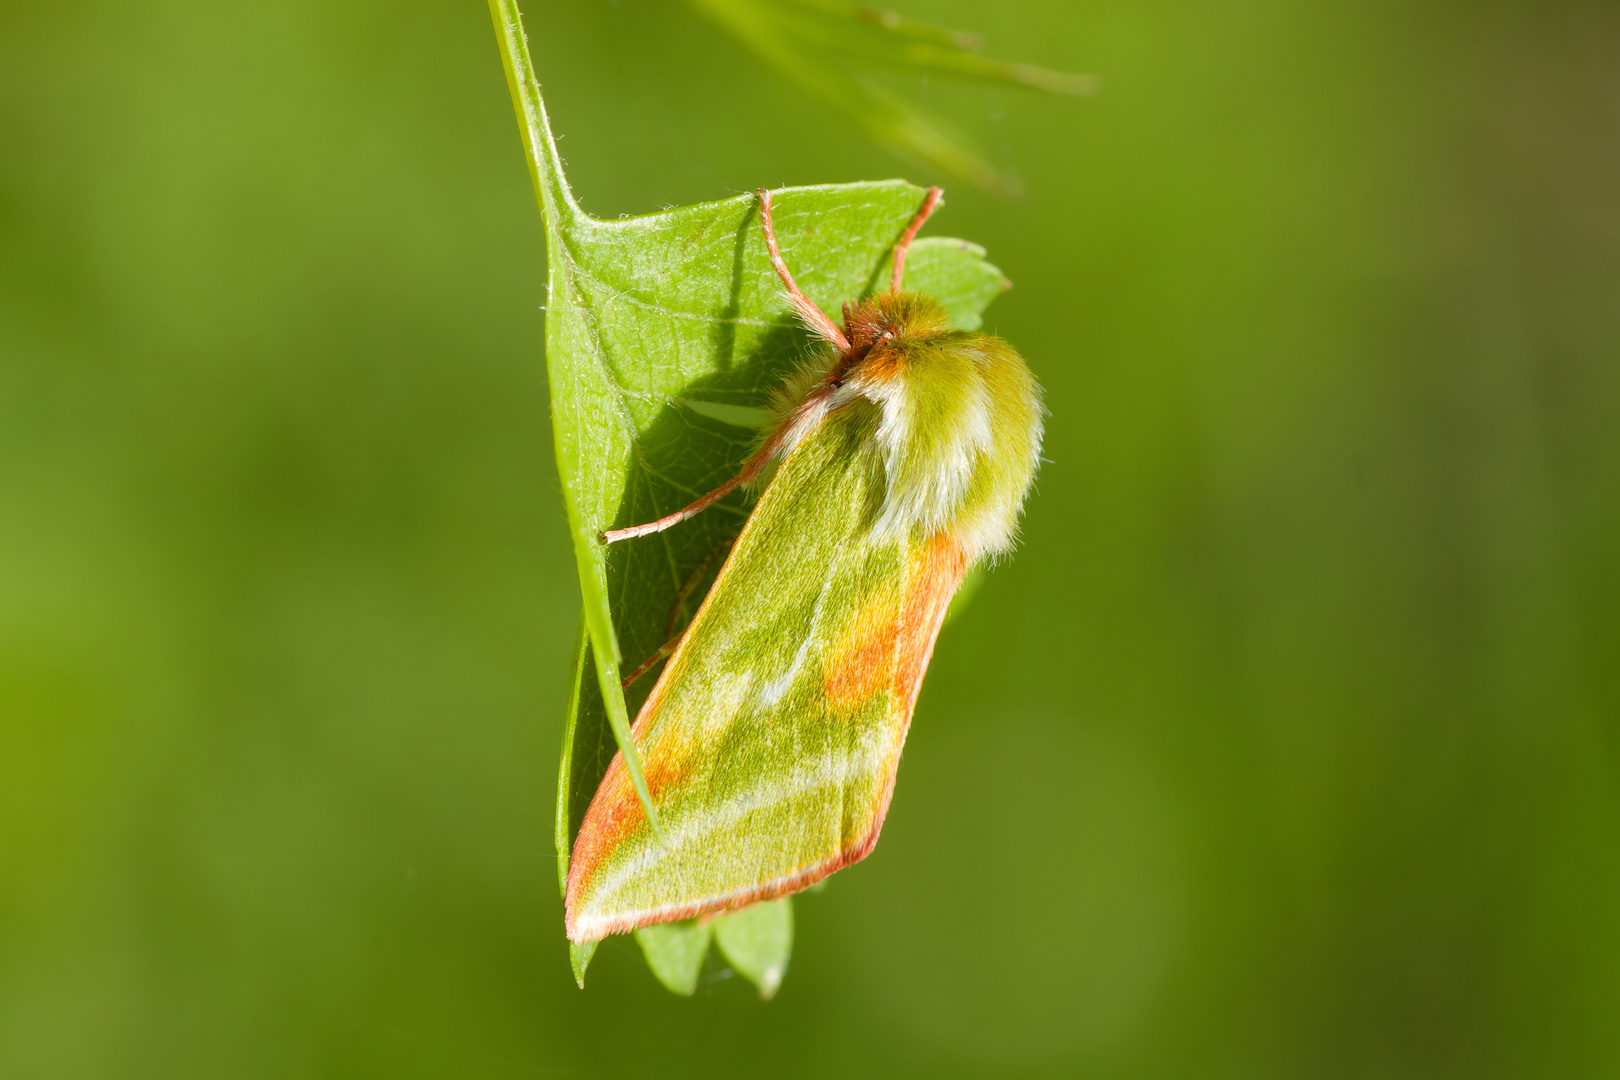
[
  {"x1": 712, "y1": 897, "x2": 793, "y2": 999},
  {"x1": 635, "y1": 919, "x2": 713, "y2": 996},
  {"x1": 634, "y1": 897, "x2": 793, "y2": 998}
]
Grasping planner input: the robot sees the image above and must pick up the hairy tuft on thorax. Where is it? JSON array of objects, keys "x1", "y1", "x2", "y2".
[{"x1": 763, "y1": 292, "x2": 1043, "y2": 562}]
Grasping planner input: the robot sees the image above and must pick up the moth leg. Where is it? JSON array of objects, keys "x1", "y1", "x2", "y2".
[
  {"x1": 601, "y1": 473, "x2": 745, "y2": 543},
  {"x1": 890, "y1": 186, "x2": 944, "y2": 294},
  {"x1": 663, "y1": 531, "x2": 737, "y2": 637},
  {"x1": 606, "y1": 190, "x2": 864, "y2": 546},
  {"x1": 621, "y1": 532, "x2": 737, "y2": 689},
  {"x1": 756, "y1": 189, "x2": 852, "y2": 352},
  {"x1": 601, "y1": 414, "x2": 799, "y2": 543},
  {"x1": 620, "y1": 637, "x2": 678, "y2": 690}
]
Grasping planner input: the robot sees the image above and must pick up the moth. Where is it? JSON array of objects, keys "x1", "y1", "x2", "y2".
[{"x1": 565, "y1": 187, "x2": 1043, "y2": 943}]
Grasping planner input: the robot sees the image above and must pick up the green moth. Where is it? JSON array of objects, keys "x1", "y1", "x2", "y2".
[{"x1": 565, "y1": 187, "x2": 1044, "y2": 943}]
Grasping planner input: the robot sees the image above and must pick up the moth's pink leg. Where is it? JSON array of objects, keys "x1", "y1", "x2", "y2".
[
  {"x1": 663, "y1": 532, "x2": 736, "y2": 636},
  {"x1": 601, "y1": 424, "x2": 791, "y2": 544},
  {"x1": 605, "y1": 192, "x2": 855, "y2": 546},
  {"x1": 619, "y1": 530, "x2": 735, "y2": 689},
  {"x1": 890, "y1": 186, "x2": 944, "y2": 294},
  {"x1": 621, "y1": 636, "x2": 678, "y2": 689},
  {"x1": 601, "y1": 474, "x2": 745, "y2": 544},
  {"x1": 757, "y1": 189, "x2": 852, "y2": 352}
]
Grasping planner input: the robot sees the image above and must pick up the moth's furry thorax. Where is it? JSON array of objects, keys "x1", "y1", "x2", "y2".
[{"x1": 765, "y1": 291, "x2": 1043, "y2": 562}]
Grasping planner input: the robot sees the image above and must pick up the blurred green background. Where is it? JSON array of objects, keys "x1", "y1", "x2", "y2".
[{"x1": 4, "y1": 0, "x2": 1618, "y2": 1075}]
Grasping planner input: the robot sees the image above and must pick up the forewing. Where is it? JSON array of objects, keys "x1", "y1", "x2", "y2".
[{"x1": 566, "y1": 407, "x2": 967, "y2": 942}]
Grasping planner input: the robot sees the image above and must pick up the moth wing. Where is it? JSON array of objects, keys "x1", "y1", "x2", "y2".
[{"x1": 565, "y1": 408, "x2": 968, "y2": 943}]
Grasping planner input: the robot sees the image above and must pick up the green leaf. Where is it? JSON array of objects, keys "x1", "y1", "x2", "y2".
[
  {"x1": 713, "y1": 899, "x2": 794, "y2": 1000},
  {"x1": 684, "y1": 0, "x2": 1097, "y2": 197},
  {"x1": 569, "y1": 939, "x2": 598, "y2": 990},
  {"x1": 634, "y1": 920, "x2": 715, "y2": 996},
  {"x1": 489, "y1": 0, "x2": 1010, "y2": 991}
]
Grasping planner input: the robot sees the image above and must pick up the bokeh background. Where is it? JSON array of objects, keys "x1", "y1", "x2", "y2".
[{"x1": 4, "y1": 0, "x2": 1618, "y2": 1075}]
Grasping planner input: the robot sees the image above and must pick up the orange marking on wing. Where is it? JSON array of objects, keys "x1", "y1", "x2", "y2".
[
  {"x1": 565, "y1": 758, "x2": 638, "y2": 898},
  {"x1": 565, "y1": 726, "x2": 693, "y2": 905},
  {"x1": 892, "y1": 533, "x2": 969, "y2": 713},
  {"x1": 564, "y1": 604, "x2": 704, "y2": 887},
  {"x1": 823, "y1": 593, "x2": 901, "y2": 708},
  {"x1": 853, "y1": 532, "x2": 970, "y2": 847},
  {"x1": 642, "y1": 739, "x2": 692, "y2": 803}
]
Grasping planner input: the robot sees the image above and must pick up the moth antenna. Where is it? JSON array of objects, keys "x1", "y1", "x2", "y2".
[
  {"x1": 757, "y1": 189, "x2": 852, "y2": 352},
  {"x1": 890, "y1": 186, "x2": 944, "y2": 295}
]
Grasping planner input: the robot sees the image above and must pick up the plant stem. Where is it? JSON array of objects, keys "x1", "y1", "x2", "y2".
[
  {"x1": 486, "y1": 0, "x2": 663, "y2": 850},
  {"x1": 487, "y1": 0, "x2": 582, "y2": 229}
]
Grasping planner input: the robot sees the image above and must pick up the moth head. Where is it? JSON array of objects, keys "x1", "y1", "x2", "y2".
[{"x1": 841, "y1": 292, "x2": 949, "y2": 352}]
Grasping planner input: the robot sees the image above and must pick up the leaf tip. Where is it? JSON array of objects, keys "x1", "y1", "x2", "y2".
[
  {"x1": 570, "y1": 938, "x2": 598, "y2": 989},
  {"x1": 756, "y1": 964, "x2": 785, "y2": 1001}
]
